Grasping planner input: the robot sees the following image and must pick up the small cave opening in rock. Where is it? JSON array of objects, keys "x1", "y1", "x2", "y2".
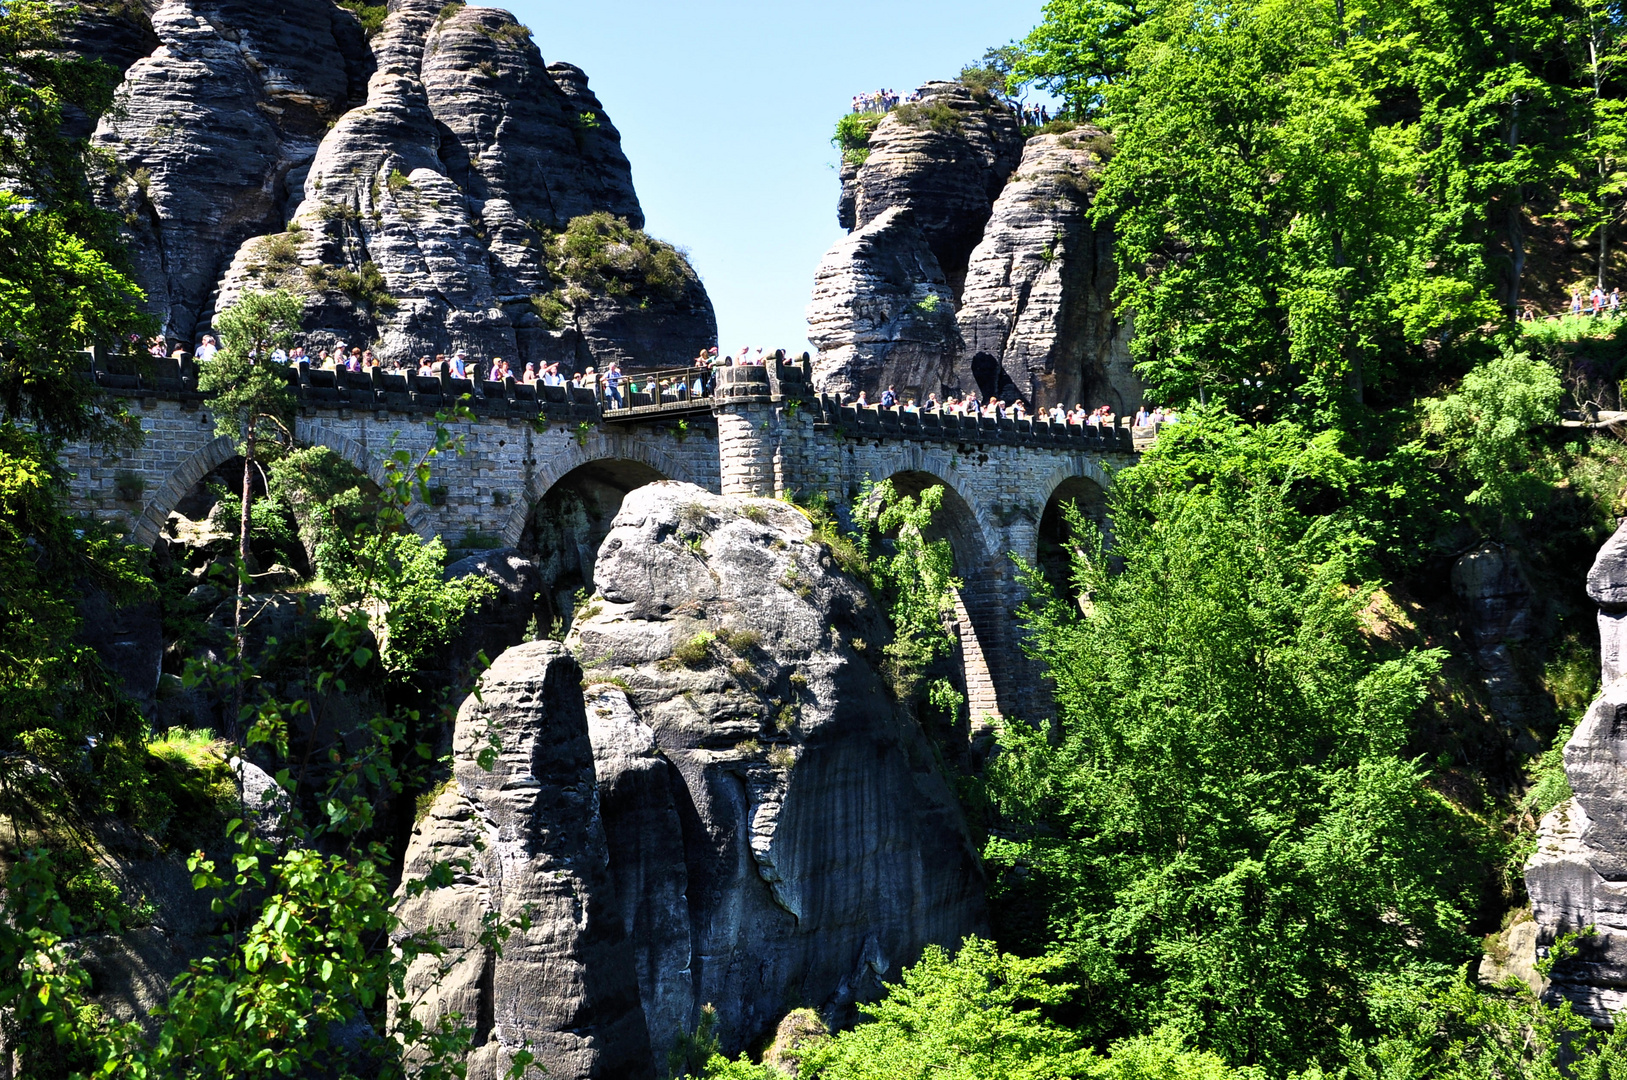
[
  {"x1": 1036, "y1": 475, "x2": 1109, "y2": 604},
  {"x1": 518, "y1": 458, "x2": 669, "y2": 636}
]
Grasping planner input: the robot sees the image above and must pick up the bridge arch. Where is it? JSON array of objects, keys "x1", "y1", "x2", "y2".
[
  {"x1": 1034, "y1": 461, "x2": 1112, "y2": 599},
  {"x1": 131, "y1": 434, "x2": 238, "y2": 548},
  {"x1": 499, "y1": 433, "x2": 706, "y2": 547},
  {"x1": 860, "y1": 460, "x2": 1015, "y2": 728}
]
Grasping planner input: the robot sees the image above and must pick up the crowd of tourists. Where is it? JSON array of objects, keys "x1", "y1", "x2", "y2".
[
  {"x1": 847, "y1": 88, "x2": 1053, "y2": 127},
  {"x1": 1568, "y1": 286, "x2": 1623, "y2": 318},
  {"x1": 1019, "y1": 103, "x2": 1052, "y2": 126},
  {"x1": 852, "y1": 89, "x2": 914, "y2": 114},
  {"x1": 841, "y1": 385, "x2": 1180, "y2": 429},
  {"x1": 163, "y1": 334, "x2": 1172, "y2": 426}
]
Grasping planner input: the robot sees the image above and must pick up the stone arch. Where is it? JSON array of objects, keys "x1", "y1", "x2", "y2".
[
  {"x1": 293, "y1": 424, "x2": 439, "y2": 539},
  {"x1": 1035, "y1": 474, "x2": 1109, "y2": 601},
  {"x1": 849, "y1": 443, "x2": 1003, "y2": 562},
  {"x1": 859, "y1": 458, "x2": 1014, "y2": 726},
  {"x1": 499, "y1": 432, "x2": 704, "y2": 547},
  {"x1": 131, "y1": 434, "x2": 238, "y2": 547}
]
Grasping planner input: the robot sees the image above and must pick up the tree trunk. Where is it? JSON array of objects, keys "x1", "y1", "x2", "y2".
[
  {"x1": 233, "y1": 426, "x2": 254, "y2": 734},
  {"x1": 1601, "y1": 210, "x2": 1611, "y2": 291}
]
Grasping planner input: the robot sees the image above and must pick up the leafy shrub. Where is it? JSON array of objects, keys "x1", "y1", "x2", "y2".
[
  {"x1": 892, "y1": 101, "x2": 963, "y2": 135},
  {"x1": 336, "y1": 0, "x2": 386, "y2": 37},
  {"x1": 386, "y1": 167, "x2": 411, "y2": 193},
  {"x1": 306, "y1": 260, "x2": 396, "y2": 311},
  {"x1": 529, "y1": 290, "x2": 569, "y2": 328},
  {"x1": 257, "y1": 230, "x2": 300, "y2": 271},
  {"x1": 832, "y1": 112, "x2": 883, "y2": 166},
  {"x1": 718, "y1": 628, "x2": 760, "y2": 653},
  {"x1": 1421, "y1": 349, "x2": 1563, "y2": 520},
  {"x1": 544, "y1": 211, "x2": 693, "y2": 302},
  {"x1": 766, "y1": 745, "x2": 796, "y2": 769},
  {"x1": 672, "y1": 630, "x2": 715, "y2": 667},
  {"x1": 435, "y1": 0, "x2": 462, "y2": 21}
]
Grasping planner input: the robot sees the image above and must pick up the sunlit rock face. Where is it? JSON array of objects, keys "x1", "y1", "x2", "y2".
[
  {"x1": 83, "y1": 0, "x2": 714, "y2": 368},
  {"x1": 1528, "y1": 520, "x2": 1627, "y2": 1023},
  {"x1": 847, "y1": 81, "x2": 1025, "y2": 298},
  {"x1": 805, "y1": 206, "x2": 959, "y2": 402},
  {"x1": 953, "y1": 131, "x2": 1139, "y2": 413},
  {"x1": 569, "y1": 482, "x2": 986, "y2": 1064},
  {"x1": 398, "y1": 483, "x2": 986, "y2": 1077}
]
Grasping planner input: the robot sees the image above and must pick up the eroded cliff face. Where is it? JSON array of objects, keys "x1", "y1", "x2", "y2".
[
  {"x1": 396, "y1": 483, "x2": 985, "y2": 1077},
  {"x1": 1526, "y1": 523, "x2": 1627, "y2": 1022},
  {"x1": 86, "y1": 0, "x2": 715, "y2": 368},
  {"x1": 805, "y1": 206, "x2": 959, "y2": 401},
  {"x1": 810, "y1": 89, "x2": 1134, "y2": 409},
  {"x1": 954, "y1": 131, "x2": 1139, "y2": 413}
]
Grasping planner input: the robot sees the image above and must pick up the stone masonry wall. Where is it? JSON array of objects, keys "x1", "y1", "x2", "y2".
[{"x1": 63, "y1": 383, "x2": 1122, "y2": 721}]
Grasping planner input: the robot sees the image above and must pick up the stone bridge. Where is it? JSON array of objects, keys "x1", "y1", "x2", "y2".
[{"x1": 63, "y1": 359, "x2": 1135, "y2": 721}]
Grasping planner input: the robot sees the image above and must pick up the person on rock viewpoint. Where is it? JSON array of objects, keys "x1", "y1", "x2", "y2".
[{"x1": 880, "y1": 385, "x2": 898, "y2": 408}]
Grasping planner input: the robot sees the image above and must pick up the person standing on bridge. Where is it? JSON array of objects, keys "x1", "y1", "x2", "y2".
[
  {"x1": 195, "y1": 334, "x2": 218, "y2": 363},
  {"x1": 605, "y1": 361, "x2": 624, "y2": 408},
  {"x1": 880, "y1": 385, "x2": 898, "y2": 408}
]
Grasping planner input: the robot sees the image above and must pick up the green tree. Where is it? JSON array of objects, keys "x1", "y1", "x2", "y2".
[
  {"x1": 1017, "y1": 0, "x2": 1153, "y2": 118},
  {"x1": 986, "y1": 423, "x2": 1490, "y2": 1072},
  {"x1": 850, "y1": 480, "x2": 963, "y2": 710},
  {"x1": 0, "y1": 1, "x2": 149, "y2": 439},
  {"x1": 1419, "y1": 349, "x2": 1564, "y2": 521},
  {"x1": 196, "y1": 289, "x2": 301, "y2": 716}
]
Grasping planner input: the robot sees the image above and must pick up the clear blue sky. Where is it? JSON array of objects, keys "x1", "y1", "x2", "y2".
[{"x1": 504, "y1": 0, "x2": 1049, "y2": 356}]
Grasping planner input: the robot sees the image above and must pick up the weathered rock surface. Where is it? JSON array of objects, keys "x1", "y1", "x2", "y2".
[
  {"x1": 847, "y1": 82, "x2": 1024, "y2": 295},
  {"x1": 805, "y1": 206, "x2": 959, "y2": 401},
  {"x1": 76, "y1": 585, "x2": 163, "y2": 719},
  {"x1": 82, "y1": 0, "x2": 714, "y2": 368},
  {"x1": 568, "y1": 482, "x2": 985, "y2": 1061},
  {"x1": 441, "y1": 546, "x2": 542, "y2": 675},
  {"x1": 394, "y1": 640, "x2": 655, "y2": 1080},
  {"x1": 1527, "y1": 519, "x2": 1627, "y2": 1022},
  {"x1": 953, "y1": 131, "x2": 1139, "y2": 412},
  {"x1": 1451, "y1": 542, "x2": 1542, "y2": 727},
  {"x1": 89, "y1": 0, "x2": 373, "y2": 345}
]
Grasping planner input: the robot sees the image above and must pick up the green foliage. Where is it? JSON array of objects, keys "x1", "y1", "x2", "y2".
[
  {"x1": 771, "y1": 937, "x2": 1247, "y2": 1080},
  {"x1": 0, "y1": 1, "x2": 151, "y2": 440},
  {"x1": 1344, "y1": 971, "x2": 1627, "y2": 1080},
  {"x1": 542, "y1": 211, "x2": 693, "y2": 304},
  {"x1": 0, "y1": 409, "x2": 536, "y2": 1080},
  {"x1": 197, "y1": 289, "x2": 301, "y2": 455},
  {"x1": 987, "y1": 433, "x2": 1492, "y2": 1070},
  {"x1": 673, "y1": 630, "x2": 716, "y2": 668},
  {"x1": 0, "y1": 425, "x2": 151, "y2": 825},
  {"x1": 850, "y1": 480, "x2": 962, "y2": 704},
  {"x1": 1420, "y1": 351, "x2": 1564, "y2": 520},
  {"x1": 1018, "y1": 0, "x2": 1152, "y2": 117},
  {"x1": 529, "y1": 290, "x2": 569, "y2": 328},
  {"x1": 891, "y1": 100, "x2": 963, "y2": 135},
  {"x1": 337, "y1": 0, "x2": 387, "y2": 37},
  {"x1": 832, "y1": 112, "x2": 883, "y2": 166},
  {"x1": 306, "y1": 261, "x2": 397, "y2": 311},
  {"x1": 957, "y1": 44, "x2": 1030, "y2": 104}
]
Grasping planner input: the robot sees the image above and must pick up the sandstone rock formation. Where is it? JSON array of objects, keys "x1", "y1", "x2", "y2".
[
  {"x1": 811, "y1": 92, "x2": 1139, "y2": 411},
  {"x1": 953, "y1": 131, "x2": 1139, "y2": 412},
  {"x1": 568, "y1": 482, "x2": 985, "y2": 1061},
  {"x1": 395, "y1": 640, "x2": 655, "y2": 1080},
  {"x1": 83, "y1": 0, "x2": 715, "y2": 369},
  {"x1": 1526, "y1": 520, "x2": 1627, "y2": 1022},
  {"x1": 90, "y1": 0, "x2": 373, "y2": 347},
  {"x1": 1451, "y1": 541, "x2": 1543, "y2": 728},
  {"x1": 805, "y1": 206, "x2": 959, "y2": 401},
  {"x1": 397, "y1": 484, "x2": 986, "y2": 1076},
  {"x1": 846, "y1": 82, "x2": 1024, "y2": 295}
]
